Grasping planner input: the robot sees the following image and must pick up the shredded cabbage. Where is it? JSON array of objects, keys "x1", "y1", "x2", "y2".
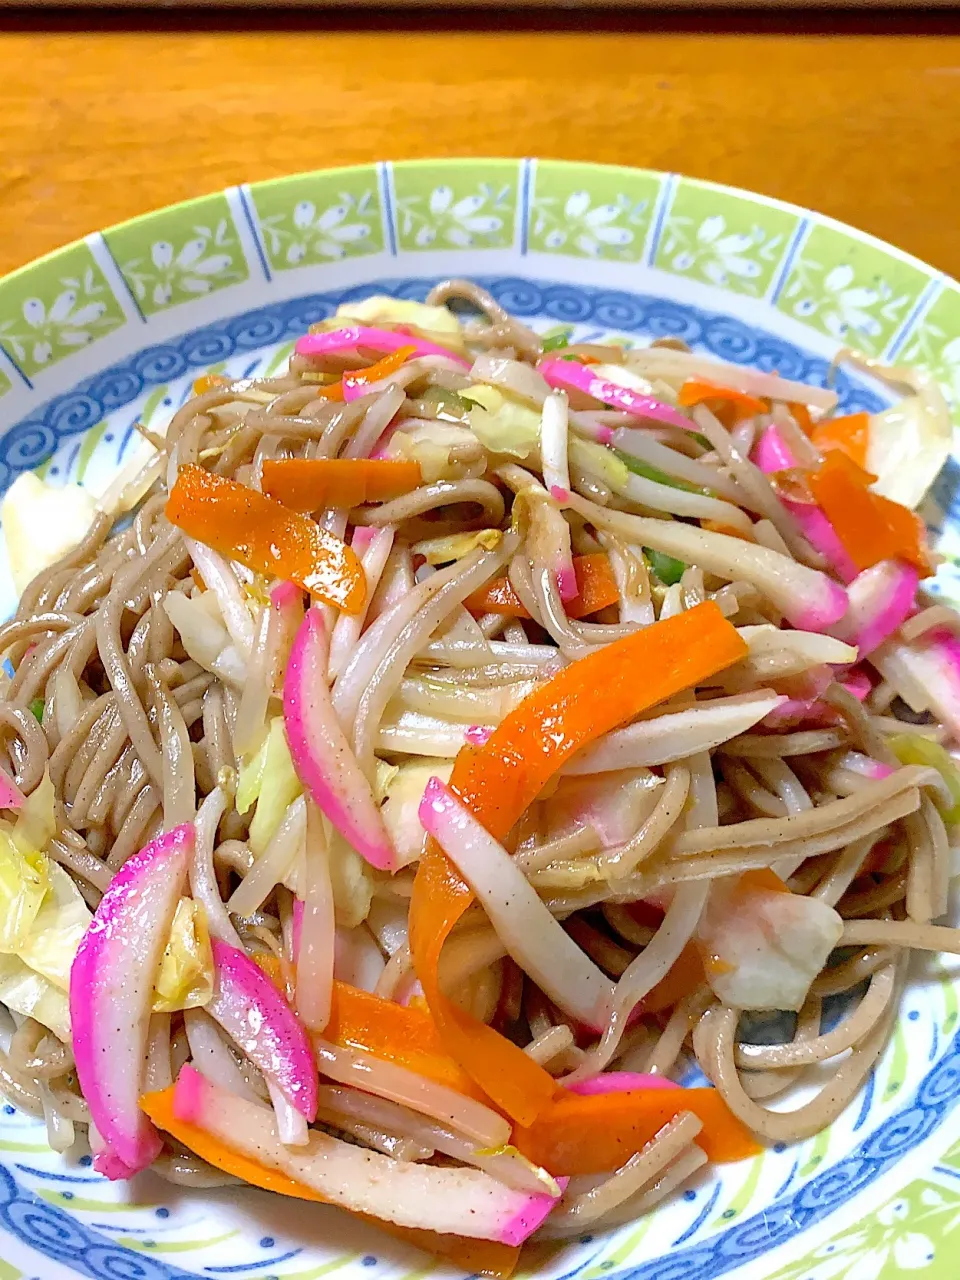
[
  {"x1": 334, "y1": 296, "x2": 464, "y2": 349},
  {"x1": 544, "y1": 770, "x2": 661, "y2": 849},
  {"x1": 326, "y1": 824, "x2": 374, "y2": 929},
  {"x1": 12, "y1": 771, "x2": 56, "y2": 858},
  {"x1": 386, "y1": 422, "x2": 481, "y2": 483},
  {"x1": 236, "y1": 733, "x2": 269, "y2": 816},
  {"x1": 17, "y1": 863, "x2": 91, "y2": 990},
  {"x1": 0, "y1": 775, "x2": 95, "y2": 1037},
  {"x1": 841, "y1": 351, "x2": 953, "y2": 510},
  {"x1": 0, "y1": 953, "x2": 70, "y2": 1042},
  {"x1": 381, "y1": 758, "x2": 455, "y2": 867},
  {"x1": 164, "y1": 590, "x2": 234, "y2": 679},
  {"x1": 246, "y1": 718, "x2": 303, "y2": 856},
  {"x1": 418, "y1": 386, "x2": 472, "y2": 424},
  {"x1": 460, "y1": 385, "x2": 541, "y2": 458},
  {"x1": 569, "y1": 437, "x2": 630, "y2": 490},
  {"x1": 374, "y1": 759, "x2": 401, "y2": 804},
  {"x1": 413, "y1": 529, "x2": 503, "y2": 565},
  {"x1": 0, "y1": 830, "x2": 49, "y2": 953},
  {"x1": 1, "y1": 473, "x2": 99, "y2": 595},
  {"x1": 153, "y1": 898, "x2": 214, "y2": 1013}
]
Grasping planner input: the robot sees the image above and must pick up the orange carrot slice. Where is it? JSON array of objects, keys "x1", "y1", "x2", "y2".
[
  {"x1": 701, "y1": 519, "x2": 755, "y2": 541},
  {"x1": 464, "y1": 553, "x2": 619, "y2": 619},
  {"x1": 192, "y1": 373, "x2": 230, "y2": 395},
  {"x1": 678, "y1": 379, "x2": 768, "y2": 427},
  {"x1": 788, "y1": 402, "x2": 815, "y2": 434},
  {"x1": 342, "y1": 344, "x2": 417, "y2": 396},
  {"x1": 512, "y1": 1089, "x2": 760, "y2": 1175},
  {"x1": 810, "y1": 412, "x2": 870, "y2": 470},
  {"x1": 410, "y1": 602, "x2": 749, "y2": 1126},
  {"x1": 325, "y1": 982, "x2": 492, "y2": 1104},
  {"x1": 166, "y1": 464, "x2": 366, "y2": 613},
  {"x1": 261, "y1": 459, "x2": 423, "y2": 511},
  {"x1": 807, "y1": 450, "x2": 930, "y2": 574}
]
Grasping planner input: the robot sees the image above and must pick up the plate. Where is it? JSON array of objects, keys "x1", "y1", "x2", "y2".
[{"x1": 1, "y1": 158, "x2": 960, "y2": 1280}]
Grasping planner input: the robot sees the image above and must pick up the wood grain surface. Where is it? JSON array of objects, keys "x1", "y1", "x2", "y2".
[{"x1": 1, "y1": 12, "x2": 959, "y2": 281}]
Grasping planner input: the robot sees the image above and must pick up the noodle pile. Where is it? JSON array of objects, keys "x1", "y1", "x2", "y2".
[{"x1": 0, "y1": 277, "x2": 957, "y2": 1246}]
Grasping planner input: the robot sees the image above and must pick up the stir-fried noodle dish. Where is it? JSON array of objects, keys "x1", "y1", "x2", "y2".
[{"x1": 2, "y1": 279, "x2": 960, "y2": 1268}]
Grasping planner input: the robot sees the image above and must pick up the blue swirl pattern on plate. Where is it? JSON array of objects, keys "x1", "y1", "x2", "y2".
[{"x1": 0, "y1": 277, "x2": 886, "y2": 490}]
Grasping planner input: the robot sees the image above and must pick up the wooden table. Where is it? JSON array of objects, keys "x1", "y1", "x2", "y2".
[{"x1": 2, "y1": 10, "x2": 959, "y2": 282}]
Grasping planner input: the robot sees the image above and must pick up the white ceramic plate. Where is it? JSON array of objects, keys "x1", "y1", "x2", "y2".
[{"x1": 2, "y1": 158, "x2": 960, "y2": 1280}]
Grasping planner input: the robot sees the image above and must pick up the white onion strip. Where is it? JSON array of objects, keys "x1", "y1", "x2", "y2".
[
  {"x1": 189, "y1": 787, "x2": 243, "y2": 949},
  {"x1": 296, "y1": 803, "x2": 335, "y2": 1033},
  {"x1": 419, "y1": 777, "x2": 613, "y2": 1028},
  {"x1": 573, "y1": 752, "x2": 715, "y2": 1077},
  {"x1": 541, "y1": 390, "x2": 571, "y2": 497},
  {"x1": 315, "y1": 1084, "x2": 558, "y2": 1195},
  {"x1": 313, "y1": 1039, "x2": 510, "y2": 1148},
  {"x1": 328, "y1": 527, "x2": 396, "y2": 681},
  {"x1": 564, "y1": 692, "x2": 784, "y2": 775},
  {"x1": 563, "y1": 493, "x2": 848, "y2": 631},
  {"x1": 228, "y1": 796, "x2": 306, "y2": 919},
  {"x1": 183, "y1": 538, "x2": 254, "y2": 657}
]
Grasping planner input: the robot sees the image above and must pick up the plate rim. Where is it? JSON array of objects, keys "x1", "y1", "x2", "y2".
[
  {"x1": 0, "y1": 157, "x2": 953, "y2": 295},
  {"x1": 1, "y1": 157, "x2": 960, "y2": 1280}
]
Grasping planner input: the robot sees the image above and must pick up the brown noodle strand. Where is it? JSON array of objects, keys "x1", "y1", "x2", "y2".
[{"x1": 0, "y1": 295, "x2": 956, "y2": 1232}]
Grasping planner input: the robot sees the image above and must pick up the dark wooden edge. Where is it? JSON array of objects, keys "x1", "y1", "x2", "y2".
[{"x1": 2, "y1": 3, "x2": 960, "y2": 32}]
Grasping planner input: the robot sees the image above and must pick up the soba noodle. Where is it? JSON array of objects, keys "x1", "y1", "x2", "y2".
[{"x1": 0, "y1": 278, "x2": 956, "y2": 1254}]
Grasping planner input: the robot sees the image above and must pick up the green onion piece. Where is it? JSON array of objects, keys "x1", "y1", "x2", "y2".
[
  {"x1": 614, "y1": 449, "x2": 712, "y2": 496},
  {"x1": 29, "y1": 698, "x2": 44, "y2": 724},
  {"x1": 541, "y1": 333, "x2": 570, "y2": 353},
  {"x1": 646, "y1": 549, "x2": 686, "y2": 587},
  {"x1": 889, "y1": 734, "x2": 960, "y2": 825},
  {"x1": 692, "y1": 432, "x2": 712, "y2": 450}
]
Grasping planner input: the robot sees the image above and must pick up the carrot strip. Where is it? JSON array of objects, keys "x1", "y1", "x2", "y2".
[
  {"x1": 250, "y1": 970, "x2": 485, "y2": 1102},
  {"x1": 343, "y1": 344, "x2": 417, "y2": 397},
  {"x1": 465, "y1": 553, "x2": 619, "y2": 619},
  {"x1": 788, "y1": 402, "x2": 815, "y2": 435},
  {"x1": 807, "y1": 451, "x2": 930, "y2": 574},
  {"x1": 700, "y1": 519, "x2": 755, "y2": 541},
  {"x1": 300, "y1": 344, "x2": 417, "y2": 408},
  {"x1": 810, "y1": 412, "x2": 870, "y2": 470},
  {"x1": 871, "y1": 492, "x2": 931, "y2": 575},
  {"x1": 192, "y1": 373, "x2": 230, "y2": 395},
  {"x1": 166, "y1": 464, "x2": 366, "y2": 613},
  {"x1": 141, "y1": 1085, "x2": 329, "y2": 1201},
  {"x1": 738, "y1": 867, "x2": 790, "y2": 894},
  {"x1": 140, "y1": 1087, "x2": 518, "y2": 1278},
  {"x1": 512, "y1": 1089, "x2": 760, "y2": 1174},
  {"x1": 325, "y1": 982, "x2": 492, "y2": 1103},
  {"x1": 308, "y1": 380, "x2": 346, "y2": 402},
  {"x1": 261, "y1": 459, "x2": 423, "y2": 511},
  {"x1": 410, "y1": 602, "x2": 749, "y2": 1125},
  {"x1": 678, "y1": 379, "x2": 768, "y2": 427},
  {"x1": 638, "y1": 941, "x2": 705, "y2": 1013}
]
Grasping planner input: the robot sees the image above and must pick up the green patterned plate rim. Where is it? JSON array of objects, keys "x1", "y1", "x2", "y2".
[{"x1": 0, "y1": 159, "x2": 959, "y2": 1280}]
